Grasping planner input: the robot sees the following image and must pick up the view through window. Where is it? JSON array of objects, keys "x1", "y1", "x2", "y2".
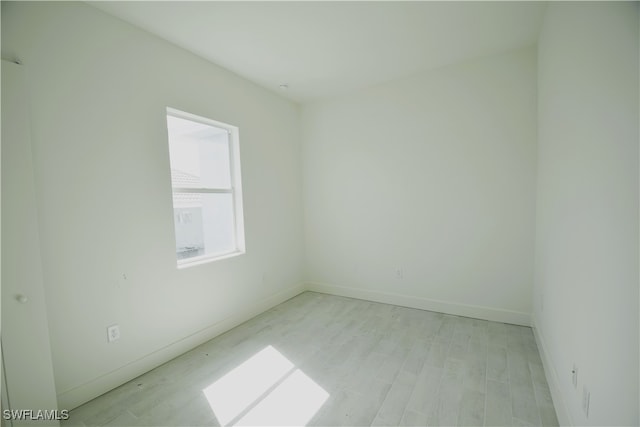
[{"x1": 166, "y1": 108, "x2": 245, "y2": 266}]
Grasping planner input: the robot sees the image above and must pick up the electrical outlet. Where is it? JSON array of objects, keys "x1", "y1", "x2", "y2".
[
  {"x1": 395, "y1": 268, "x2": 403, "y2": 279},
  {"x1": 107, "y1": 324, "x2": 120, "y2": 343},
  {"x1": 582, "y1": 386, "x2": 590, "y2": 417},
  {"x1": 572, "y1": 363, "x2": 578, "y2": 388}
]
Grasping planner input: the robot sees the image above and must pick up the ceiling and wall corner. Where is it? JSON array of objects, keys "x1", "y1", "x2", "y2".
[{"x1": 88, "y1": 1, "x2": 547, "y2": 103}]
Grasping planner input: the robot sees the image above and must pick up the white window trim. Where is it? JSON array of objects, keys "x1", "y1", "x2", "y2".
[{"x1": 167, "y1": 107, "x2": 246, "y2": 268}]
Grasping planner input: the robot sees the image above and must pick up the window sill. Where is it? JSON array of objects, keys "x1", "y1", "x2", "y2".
[{"x1": 177, "y1": 250, "x2": 245, "y2": 269}]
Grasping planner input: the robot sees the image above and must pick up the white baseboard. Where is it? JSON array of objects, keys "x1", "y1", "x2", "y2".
[
  {"x1": 532, "y1": 315, "x2": 572, "y2": 426},
  {"x1": 58, "y1": 283, "x2": 306, "y2": 410},
  {"x1": 305, "y1": 282, "x2": 531, "y2": 326}
]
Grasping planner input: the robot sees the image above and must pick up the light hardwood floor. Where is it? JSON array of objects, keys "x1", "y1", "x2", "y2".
[{"x1": 63, "y1": 292, "x2": 558, "y2": 426}]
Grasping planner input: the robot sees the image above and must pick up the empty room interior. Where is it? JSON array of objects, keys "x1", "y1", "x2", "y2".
[{"x1": 1, "y1": 1, "x2": 638, "y2": 426}]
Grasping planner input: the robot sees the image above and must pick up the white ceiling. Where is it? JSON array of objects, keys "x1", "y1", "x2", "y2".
[{"x1": 90, "y1": 1, "x2": 547, "y2": 104}]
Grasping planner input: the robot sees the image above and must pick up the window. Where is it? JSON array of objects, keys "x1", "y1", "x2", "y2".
[{"x1": 166, "y1": 108, "x2": 245, "y2": 267}]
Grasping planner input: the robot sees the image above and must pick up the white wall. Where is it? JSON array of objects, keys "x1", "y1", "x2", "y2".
[
  {"x1": 302, "y1": 47, "x2": 538, "y2": 325},
  {"x1": 1, "y1": 2, "x2": 304, "y2": 409},
  {"x1": 2, "y1": 60, "x2": 59, "y2": 425},
  {"x1": 534, "y1": 2, "x2": 639, "y2": 425}
]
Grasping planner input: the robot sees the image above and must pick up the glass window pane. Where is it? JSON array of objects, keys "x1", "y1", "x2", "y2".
[
  {"x1": 166, "y1": 109, "x2": 245, "y2": 266},
  {"x1": 173, "y1": 192, "x2": 235, "y2": 260},
  {"x1": 167, "y1": 115, "x2": 232, "y2": 189}
]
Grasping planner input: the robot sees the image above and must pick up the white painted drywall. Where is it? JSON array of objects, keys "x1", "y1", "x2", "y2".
[
  {"x1": 534, "y1": 2, "x2": 639, "y2": 425},
  {"x1": 302, "y1": 47, "x2": 538, "y2": 324},
  {"x1": 2, "y1": 60, "x2": 59, "y2": 425},
  {"x1": 1, "y1": 2, "x2": 304, "y2": 409}
]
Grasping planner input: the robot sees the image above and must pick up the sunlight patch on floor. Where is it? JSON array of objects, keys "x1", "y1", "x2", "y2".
[
  {"x1": 202, "y1": 345, "x2": 294, "y2": 425},
  {"x1": 235, "y1": 369, "x2": 329, "y2": 426},
  {"x1": 202, "y1": 345, "x2": 329, "y2": 426}
]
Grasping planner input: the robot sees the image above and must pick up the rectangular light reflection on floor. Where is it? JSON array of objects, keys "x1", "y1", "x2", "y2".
[
  {"x1": 202, "y1": 345, "x2": 294, "y2": 425},
  {"x1": 235, "y1": 369, "x2": 329, "y2": 426}
]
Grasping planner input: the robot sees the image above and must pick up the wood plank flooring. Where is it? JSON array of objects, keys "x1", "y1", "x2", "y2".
[{"x1": 62, "y1": 292, "x2": 558, "y2": 426}]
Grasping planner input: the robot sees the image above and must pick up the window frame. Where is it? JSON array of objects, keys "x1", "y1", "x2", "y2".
[{"x1": 166, "y1": 107, "x2": 246, "y2": 268}]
